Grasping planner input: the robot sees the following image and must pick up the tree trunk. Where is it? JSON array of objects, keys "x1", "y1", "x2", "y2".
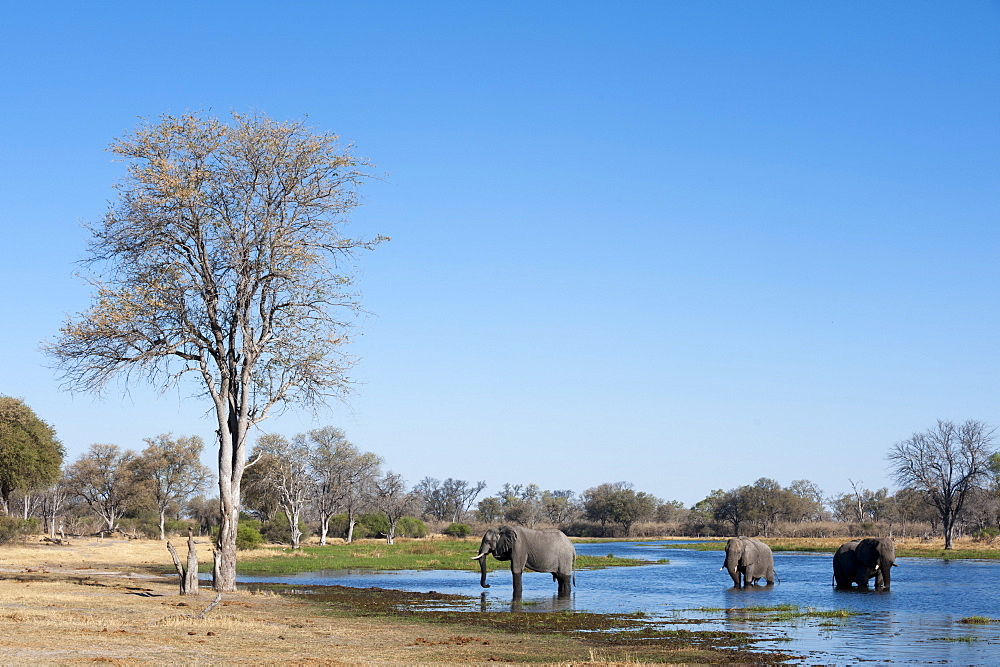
[
  {"x1": 167, "y1": 533, "x2": 200, "y2": 595},
  {"x1": 214, "y1": 407, "x2": 247, "y2": 592},
  {"x1": 215, "y1": 501, "x2": 239, "y2": 591},
  {"x1": 159, "y1": 510, "x2": 167, "y2": 541},
  {"x1": 319, "y1": 514, "x2": 330, "y2": 546},
  {"x1": 345, "y1": 517, "x2": 356, "y2": 544},
  {"x1": 287, "y1": 509, "x2": 302, "y2": 549}
]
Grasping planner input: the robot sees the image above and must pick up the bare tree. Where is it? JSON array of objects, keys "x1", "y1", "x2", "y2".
[
  {"x1": 37, "y1": 479, "x2": 70, "y2": 539},
  {"x1": 306, "y1": 427, "x2": 381, "y2": 544},
  {"x1": 372, "y1": 471, "x2": 418, "y2": 544},
  {"x1": 45, "y1": 111, "x2": 384, "y2": 591},
  {"x1": 136, "y1": 434, "x2": 212, "y2": 540},
  {"x1": 414, "y1": 477, "x2": 486, "y2": 523},
  {"x1": 888, "y1": 419, "x2": 997, "y2": 548},
  {"x1": 64, "y1": 444, "x2": 145, "y2": 533},
  {"x1": 245, "y1": 434, "x2": 311, "y2": 548}
]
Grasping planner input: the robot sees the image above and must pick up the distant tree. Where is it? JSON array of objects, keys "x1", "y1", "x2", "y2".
[
  {"x1": 184, "y1": 495, "x2": 221, "y2": 536},
  {"x1": 414, "y1": 477, "x2": 486, "y2": 524},
  {"x1": 37, "y1": 478, "x2": 70, "y2": 538},
  {"x1": 307, "y1": 427, "x2": 382, "y2": 544},
  {"x1": 542, "y1": 489, "x2": 580, "y2": 525},
  {"x1": 582, "y1": 482, "x2": 658, "y2": 536},
  {"x1": 475, "y1": 496, "x2": 504, "y2": 524},
  {"x1": 0, "y1": 397, "x2": 64, "y2": 513},
  {"x1": 499, "y1": 483, "x2": 544, "y2": 526},
  {"x1": 372, "y1": 471, "x2": 418, "y2": 544},
  {"x1": 783, "y1": 479, "x2": 826, "y2": 523},
  {"x1": 655, "y1": 499, "x2": 687, "y2": 524},
  {"x1": 743, "y1": 477, "x2": 787, "y2": 536},
  {"x1": 64, "y1": 444, "x2": 145, "y2": 532},
  {"x1": 46, "y1": 111, "x2": 384, "y2": 591},
  {"x1": 136, "y1": 434, "x2": 212, "y2": 540},
  {"x1": 245, "y1": 434, "x2": 312, "y2": 548},
  {"x1": 713, "y1": 486, "x2": 751, "y2": 535},
  {"x1": 888, "y1": 419, "x2": 997, "y2": 548}
]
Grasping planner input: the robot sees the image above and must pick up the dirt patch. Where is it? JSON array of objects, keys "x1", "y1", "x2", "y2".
[{"x1": 0, "y1": 537, "x2": 793, "y2": 663}]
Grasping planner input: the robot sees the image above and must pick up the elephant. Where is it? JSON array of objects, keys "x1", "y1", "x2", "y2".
[
  {"x1": 472, "y1": 525, "x2": 576, "y2": 599},
  {"x1": 721, "y1": 536, "x2": 775, "y2": 587},
  {"x1": 833, "y1": 537, "x2": 896, "y2": 590}
]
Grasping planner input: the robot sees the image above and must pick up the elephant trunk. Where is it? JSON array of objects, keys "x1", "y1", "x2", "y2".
[
  {"x1": 723, "y1": 550, "x2": 741, "y2": 586},
  {"x1": 478, "y1": 552, "x2": 490, "y2": 588}
]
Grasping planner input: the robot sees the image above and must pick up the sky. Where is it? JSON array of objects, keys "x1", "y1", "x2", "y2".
[{"x1": 1, "y1": 2, "x2": 998, "y2": 506}]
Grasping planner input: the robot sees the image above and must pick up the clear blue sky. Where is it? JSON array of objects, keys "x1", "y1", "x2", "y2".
[{"x1": 1, "y1": 2, "x2": 998, "y2": 506}]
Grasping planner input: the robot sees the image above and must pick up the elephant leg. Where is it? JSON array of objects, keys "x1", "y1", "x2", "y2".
[
  {"x1": 511, "y1": 571, "x2": 523, "y2": 600},
  {"x1": 556, "y1": 573, "x2": 571, "y2": 597}
]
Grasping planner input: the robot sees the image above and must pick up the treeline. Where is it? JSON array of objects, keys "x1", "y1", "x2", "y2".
[{"x1": 2, "y1": 398, "x2": 999, "y2": 548}]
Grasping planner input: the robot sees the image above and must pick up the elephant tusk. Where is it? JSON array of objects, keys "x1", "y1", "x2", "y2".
[{"x1": 471, "y1": 553, "x2": 487, "y2": 560}]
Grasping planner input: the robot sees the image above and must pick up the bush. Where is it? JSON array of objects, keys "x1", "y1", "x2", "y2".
[
  {"x1": 236, "y1": 522, "x2": 264, "y2": 550},
  {"x1": 0, "y1": 517, "x2": 39, "y2": 545},
  {"x1": 443, "y1": 522, "x2": 471, "y2": 537},
  {"x1": 213, "y1": 517, "x2": 265, "y2": 550},
  {"x1": 397, "y1": 516, "x2": 428, "y2": 538},
  {"x1": 358, "y1": 513, "x2": 390, "y2": 537},
  {"x1": 327, "y1": 514, "x2": 374, "y2": 540},
  {"x1": 261, "y1": 512, "x2": 308, "y2": 545},
  {"x1": 973, "y1": 526, "x2": 1000, "y2": 542}
]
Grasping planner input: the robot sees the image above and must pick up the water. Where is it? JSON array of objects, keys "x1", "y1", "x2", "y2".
[{"x1": 233, "y1": 541, "x2": 1000, "y2": 663}]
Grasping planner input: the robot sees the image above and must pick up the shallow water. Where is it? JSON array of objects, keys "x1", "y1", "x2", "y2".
[{"x1": 234, "y1": 540, "x2": 1000, "y2": 663}]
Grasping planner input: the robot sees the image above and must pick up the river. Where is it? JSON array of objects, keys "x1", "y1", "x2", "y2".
[{"x1": 235, "y1": 540, "x2": 1000, "y2": 663}]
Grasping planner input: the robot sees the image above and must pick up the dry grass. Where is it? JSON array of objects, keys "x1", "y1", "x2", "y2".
[{"x1": 0, "y1": 536, "x2": 728, "y2": 664}]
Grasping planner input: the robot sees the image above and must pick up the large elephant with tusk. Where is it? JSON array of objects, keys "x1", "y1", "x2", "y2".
[
  {"x1": 833, "y1": 537, "x2": 897, "y2": 590},
  {"x1": 472, "y1": 525, "x2": 576, "y2": 599}
]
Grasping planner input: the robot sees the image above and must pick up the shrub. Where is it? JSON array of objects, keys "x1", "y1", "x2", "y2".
[
  {"x1": 236, "y1": 522, "x2": 264, "y2": 550},
  {"x1": 358, "y1": 513, "x2": 390, "y2": 537},
  {"x1": 443, "y1": 522, "x2": 471, "y2": 537},
  {"x1": 0, "y1": 517, "x2": 39, "y2": 544},
  {"x1": 261, "y1": 513, "x2": 308, "y2": 545},
  {"x1": 973, "y1": 526, "x2": 1000, "y2": 542},
  {"x1": 397, "y1": 516, "x2": 428, "y2": 538}
]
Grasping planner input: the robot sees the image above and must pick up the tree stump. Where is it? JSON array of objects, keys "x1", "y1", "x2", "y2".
[{"x1": 167, "y1": 532, "x2": 200, "y2": 596}]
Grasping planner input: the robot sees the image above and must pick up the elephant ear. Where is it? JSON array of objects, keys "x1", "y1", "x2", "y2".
[
  {"x1": 495, "y1": 527, "x2": 516, "y2": 558},
  {"x1": 855, "y1": 539, "x2": 879, "y2": 568}
]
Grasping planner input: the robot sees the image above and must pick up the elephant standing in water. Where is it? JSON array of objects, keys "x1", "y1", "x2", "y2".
[
  {"x1": 722, "y1": 536, "x2": 775, "y2": 587},
  {"x1": 833, "y1": 538, "x2": 896, "y2": 590},
  {"x1": 472, "y1": 526, "x2": 575, "y2": 599}
]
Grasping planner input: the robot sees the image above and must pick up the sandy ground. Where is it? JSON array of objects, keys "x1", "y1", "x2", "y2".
[{"x1": 1, "y1": 536, "x2": 729, "y2": 664}]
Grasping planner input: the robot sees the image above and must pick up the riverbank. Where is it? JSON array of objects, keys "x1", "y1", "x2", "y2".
[
  {"x1": 657, "y1": 535, "x2": 1000, "y2": 560},
  {"x1": 0, "y1": 536, "x2": 791, "y2": 663}
]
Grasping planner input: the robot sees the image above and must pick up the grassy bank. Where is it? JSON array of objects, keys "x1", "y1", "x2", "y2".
[
  {"x1": 0, "y1": 537, "x2": 789, "y2": 663},
  {"x1": 657, "y1": 536, "x2": 1000, "y2": 560},
  {"x1": 235, "y1": 537, "x2": 667, "y2": 575}
]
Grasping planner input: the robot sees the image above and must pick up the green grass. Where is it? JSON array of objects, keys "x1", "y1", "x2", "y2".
[
  {"x1": 958, "y1": 616, "x2": 997, "y2": 624},
  {"x1": 696, "y1": 604, "x2": 857, "y2": 623},
  {"x1": 235, "y1": 539, "x2": 664, "y2": 575}
]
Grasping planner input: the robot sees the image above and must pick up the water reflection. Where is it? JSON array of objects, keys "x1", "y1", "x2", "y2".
[{"x1": 233, "y1": 540, "x2": 1000, "y2": 663}]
